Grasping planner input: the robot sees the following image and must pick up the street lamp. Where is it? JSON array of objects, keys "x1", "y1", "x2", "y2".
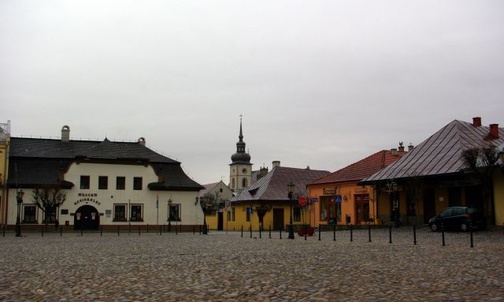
[
  {"x1": 15, "y1": 190, "x2": 24, "y2": 237},
  {"x1": 287, "y1": 182, "x2": 295, "y2": 239}
]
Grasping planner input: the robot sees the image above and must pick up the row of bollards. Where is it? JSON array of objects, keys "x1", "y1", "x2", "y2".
[{"x1": 239, "y1": 224, "x2": 479, "y2": 248}]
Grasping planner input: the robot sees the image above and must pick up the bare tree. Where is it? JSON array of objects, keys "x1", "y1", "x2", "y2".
[
  {"x1": 462, "y1": 146, "x2": 499, "y2": 224},
  {"x1": 32, "y1": 185, "x2": 67, "y2": 227}
]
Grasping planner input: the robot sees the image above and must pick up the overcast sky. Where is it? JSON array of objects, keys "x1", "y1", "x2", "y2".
[{"x1": 1, "y1": 0, "x2": 503, "y2": 185}]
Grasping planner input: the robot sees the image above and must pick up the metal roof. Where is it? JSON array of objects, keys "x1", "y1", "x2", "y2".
[{"x1": 361, "y1": 119, "x2": 504, "y2": 183}]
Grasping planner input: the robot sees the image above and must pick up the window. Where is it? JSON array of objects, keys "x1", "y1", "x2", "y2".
[
  {"x1": 116, "y1": 176, "x2": 125, "y2": 190},
  {"x1": 246, "y1": 207, "x2": 252, "y2": 222},
  {"x1": 45, "y1": 207, "x2": 57, "y2": 224},
  {"x1": 133, "y1": 177, "x2": 142, "y2": 190},
  {"x1": 227, "y1": 210, "x2": 231, "y2": 221},
  {"x1": 168, "y1": 204, "x2": 181, "y2": 221},
  {"x1": 242, "y1": 178, "x2": 248, "y2": 188},
  {"x1": 320, "y1": 196, "x2": 341, "y2": 224},
  {"x1": 114, "y1": 204, "x2": 127, "y2": 221},
  {"x1": 130, "y1": 204, "x2": 143, "y2": 221},
  {"x1": 23, "y1": 205, "x2": 37, "y2": 223},
  {"x1": 293, "y1": 207, "x2": 301, "y2": 222},
  {"x1": 232, "y1": 207, "x2": 236, "y2": 221},
  {"x1": 98, "y1": 176, "x2": 108, "y2": 190},
  {"x1": 80, "y1": 175, "x2": 90, "y2": 189}
]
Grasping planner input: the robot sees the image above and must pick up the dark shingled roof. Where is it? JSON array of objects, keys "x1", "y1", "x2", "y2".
[
  {"x1": 311, "y1": 149, "x2": 406, "y2": 185},
  {"x1": 231, "y1": 166, "x2": 330, "y2": 203},
  {"x1": 361, "y1": 120, "x2": 504, "y2": 183},
  {"x1": 8, "y1": 137, "x2": 203, "y2": 191}
]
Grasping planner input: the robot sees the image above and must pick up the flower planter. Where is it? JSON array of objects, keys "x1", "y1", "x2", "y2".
[{"x1": 297, "y1": 227, "x2": 314, "y2": 236}]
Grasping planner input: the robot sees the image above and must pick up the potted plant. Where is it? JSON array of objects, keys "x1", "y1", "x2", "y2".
[{"x1": 297, "y1": 224, "x2": 314, "y2": 236}]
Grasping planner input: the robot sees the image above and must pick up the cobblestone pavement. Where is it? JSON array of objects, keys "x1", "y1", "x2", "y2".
[{"x1": 0, "y1": 227, "x2": 503, "y2": 301}]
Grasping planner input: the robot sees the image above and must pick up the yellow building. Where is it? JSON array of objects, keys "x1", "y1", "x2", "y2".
[
  {"x1": 0, "y1": 121, "x2": 10, "y2": 225},
  {"x1": 228, "y1": 165, "x2": 329, "y2": 233},
  {"x1": 307, "y1": 147, "x2": 406, "y2": 227},
  {"x1": 494, "y1": 143, "x2": 504, "y2": 226}
]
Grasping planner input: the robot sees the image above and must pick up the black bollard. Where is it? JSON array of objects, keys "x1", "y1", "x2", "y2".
[
  {"x1": 441, "y1": 224, "x2": 445, "y2": 246},
  {"x1": 60, "y1": 226, "x2": 63, "y2": 237},
  {"x1": 100, "y1": 226, "x2": 103, "y2": 237},
  {"x1": 368, "y1": 225, "x2": 372, "y2": 243},
  {"x1": 470, "y1": 223, "x2": 474, "y2": 248},
  {"x1": 350, "y1": 224, "x2": 353, "y2": 242},
  {"x1": 259, "y1": 227, "x2": 262, "y2": 239},
  {"x1": 41, "y1": 226, "x2": 44, "y2": 237},
  {"x1": 279, "y1": 227, "x2": 282, "y2": 240},
  {"x1": 413, "y1": 225, "x2": 417, "y2": 245},
  {"x1": 249, "y1": 225, "x2": 252, "y2": 238},
  {"x1": 269, "y1": 225, "x2": 272, "y2": 239},
  {"x1": 333, "y1": 225, "x2": 336, "y2": 242},
  {"x1": 146, "y1": 224, "x2": 149, "y2": 233},
  {"x1": 138, "y1": 226, "x2": 141, "y2": 236},
  {"x1": 389, "y1": 225, "x2": 392, "y2": 244},
  {"x1": 118, "y1": 226, "x2": 120, "y2": 236},
  {"x1": 318, "y1": 225, "x2": 321, "y2": 241},
  {"x1": 241, "y1": 225, "x2": 243, "y2": 238},
  {"x1": 2, "y1": 225, "x2": 5, "y2": 237},
  {"x1": 175, "y1": 225, "x2": 178, "y2": 235}
]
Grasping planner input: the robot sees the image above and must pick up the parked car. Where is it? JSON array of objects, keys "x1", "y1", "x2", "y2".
[{"x1": 429, "y1": 206, "x2": 486, "y2": 232}]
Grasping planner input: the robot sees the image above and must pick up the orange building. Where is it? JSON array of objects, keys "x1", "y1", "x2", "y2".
[{"x1": 307, "y1": 145, "x2": 408, "y2": 227}]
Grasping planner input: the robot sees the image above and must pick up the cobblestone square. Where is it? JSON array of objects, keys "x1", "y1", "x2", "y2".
[{"x1": 1, "y1": 227, "x2": 503, "y2": 301}]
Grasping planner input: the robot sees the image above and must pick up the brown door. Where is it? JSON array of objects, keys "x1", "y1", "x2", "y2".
[
  {"x1": 273, "y1": 208, "x2": 284, "y2": 231},
  {"x1": 355, "y1": 194, "x2": 370, "y2": 224},
  {"x1": 423, "y1": 189, "x2": 436, "y2": 224}
]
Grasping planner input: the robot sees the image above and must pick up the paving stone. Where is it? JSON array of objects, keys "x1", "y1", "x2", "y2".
[{"x1": 0, "y1": 228, "x2": 503, "y2": 301}]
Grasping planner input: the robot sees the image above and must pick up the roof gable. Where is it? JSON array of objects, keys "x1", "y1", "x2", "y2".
[
  {"x1": 232, "y1": 166, "x2": 330, "y2": 202},
  {"x1": 362, "y1": 120, "x2": 504, "y2": 182},
  {"x1": 311, "y1": 149, "x2": 406, "y2": 185}
]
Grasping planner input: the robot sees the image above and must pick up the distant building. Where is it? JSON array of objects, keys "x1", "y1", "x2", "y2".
[
  {"x1": 229, "y1": 163, "x2": 330, "y2": 232},
  {"x1": 197, "y1": 180, "x2": 234, "y2": 231},
  {"x1": 5, "y1": 125, "x2": 204, "y2": 231}
]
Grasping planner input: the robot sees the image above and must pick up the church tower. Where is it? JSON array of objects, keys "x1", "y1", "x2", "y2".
[{"x1": 229, "y1": 116, "x2": 252, "y2": 193}]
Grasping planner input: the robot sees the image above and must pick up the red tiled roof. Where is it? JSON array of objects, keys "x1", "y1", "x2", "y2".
[
  {"x1": 361, "y1": 119, "x2": 504, "y2": 183},
  {"x1": 310, "y1": 149, "x2": 406, "y2": 185}
]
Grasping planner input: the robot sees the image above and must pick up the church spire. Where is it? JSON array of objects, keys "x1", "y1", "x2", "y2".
[{"x1": 231, "y1": 115, "x2": 251, "y2": 164}]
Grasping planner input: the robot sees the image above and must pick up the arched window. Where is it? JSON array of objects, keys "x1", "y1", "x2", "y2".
[
  {"x1": 232, "y1": 178, "x2": 235, "y2": 189},
  {"x1": 242, "y1": 178, "x2": 248, "y2": 188}
]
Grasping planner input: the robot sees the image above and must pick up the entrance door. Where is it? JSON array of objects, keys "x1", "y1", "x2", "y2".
[
  {"x1": 217, "y1": 212, "x2": 223, "y2": 231},
  {"x1": 355, "y1": 194, "x2": 370, "y2": 224},
  {"x1": 273, "y1": 208, "x2": 284, "y2": 231},
  {"x1": 74, "y1": 205, "x2": 100, "y2": 230},
  {"x1": 423, "y1": 189, "x2": 436, "y2": 224}
]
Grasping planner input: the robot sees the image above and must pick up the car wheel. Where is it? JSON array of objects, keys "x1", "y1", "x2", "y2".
[
  {"x1": 430, "y1": 223, "x2": 438, "y2": 232},
  {"x1": 461, "y1": 223, "x2": 468, "y2": 232}
]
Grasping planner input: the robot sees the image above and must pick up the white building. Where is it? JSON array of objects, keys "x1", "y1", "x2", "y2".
[{"x1": 6, "y1": 126, "x2": 204, "y2": 231}]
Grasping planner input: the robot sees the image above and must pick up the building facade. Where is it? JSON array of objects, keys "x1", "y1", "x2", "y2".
[
  {"x1": 5, "y1": 126, "x2": 204, "y2": 231},
  {"x1": 0, "y1": 121, "x2": 10, "y2": 225},
  {"x1": 198, "y1": 180, "x2": 234, "y2": 231},
  {"x1": 361, "y1": 118, "x2": 504, "y2": 227},
  {"x1": 307, "y1": 146, "x2": 407, "y2": 227}
]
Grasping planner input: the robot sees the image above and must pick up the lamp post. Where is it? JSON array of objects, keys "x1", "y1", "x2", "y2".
[
  {"x1": 15, "y1": 190, "x2": 24, "y2": 237},
  {"x1": 287, "y1": 182, "x2": 295, "y2": 239}
]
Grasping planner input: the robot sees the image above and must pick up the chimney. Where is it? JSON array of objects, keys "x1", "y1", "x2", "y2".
[
  {"x1": 391, "y1": 148, "x2": 398, "y2": 156},
  {"x1": 398, "y1": 142, "x2": 405, "y2": 152},
  {"x1": 490, "y1": 124, "x2": 499, "y2": 139},
  {"x1": 61, "y1": 125, "x2": 70, "y2": 142},
  {"x1": 408, "y1": 143, "x2": 414, "y2": 152},
  {"x1": 272, "y1": 160, "x2": 281, "y2": 168},
  {"x1": 472, "y1": 117, "x2": 482, "y2": 127}
]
